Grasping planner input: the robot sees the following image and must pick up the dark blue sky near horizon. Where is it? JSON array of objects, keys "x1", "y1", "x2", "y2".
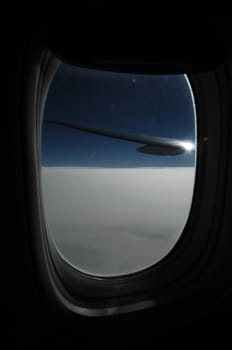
[{"x1": 41, "y1": 64, "x2": 196, "y2": 167}]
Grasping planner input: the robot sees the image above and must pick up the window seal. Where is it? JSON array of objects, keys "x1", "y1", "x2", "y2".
[{"x1": 24, "y1": 49, "x2": 227, "y2": 316}]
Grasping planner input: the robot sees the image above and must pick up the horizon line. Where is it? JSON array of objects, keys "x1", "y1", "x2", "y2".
[{"x1": 41, "y1": 165, "x2": 195, "y2": 169}]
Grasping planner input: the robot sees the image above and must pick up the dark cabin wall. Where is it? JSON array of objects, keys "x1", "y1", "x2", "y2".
[{"x1": 6, "y1": 11, "x2": 232, "y2": 345}]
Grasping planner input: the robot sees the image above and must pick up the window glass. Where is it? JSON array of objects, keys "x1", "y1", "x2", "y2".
[{"x1": 41, "y1": 64, "x2": 196, "y2": 277}]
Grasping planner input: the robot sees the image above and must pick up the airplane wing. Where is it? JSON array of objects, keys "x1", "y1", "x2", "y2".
[{"x1": 47, "y1": 120, "x2": 194, "y2": 156}]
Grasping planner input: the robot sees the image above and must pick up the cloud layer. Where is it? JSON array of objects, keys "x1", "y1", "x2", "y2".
[{"x1": 41, "y1": 167, "x2": 195, "y2": 277}]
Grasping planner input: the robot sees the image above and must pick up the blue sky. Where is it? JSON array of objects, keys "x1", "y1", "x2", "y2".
[{"x1": 41, "y1": 64, "x2": 196, "y2": 167}]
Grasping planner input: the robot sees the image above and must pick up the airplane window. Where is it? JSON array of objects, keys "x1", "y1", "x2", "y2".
[{"x1": 41, "y1": 64, "x2": 196, "y2": 277}]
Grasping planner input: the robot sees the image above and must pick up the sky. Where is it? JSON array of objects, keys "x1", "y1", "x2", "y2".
[{"x1": 41, "y1": 64, "x2": 196, "y2": 167}]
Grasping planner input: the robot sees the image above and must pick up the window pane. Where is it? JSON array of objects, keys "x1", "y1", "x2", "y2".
[{"x1": 41, "y1": 64, "x2": 196, "y2": 277}]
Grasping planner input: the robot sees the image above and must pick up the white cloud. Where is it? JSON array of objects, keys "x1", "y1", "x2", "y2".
[{"x1": 41, "y1": 167, "x2": 195, "y2": 277}]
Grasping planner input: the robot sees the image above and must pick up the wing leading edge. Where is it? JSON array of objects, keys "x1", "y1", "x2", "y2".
[{"x1": 47, "y1": 120, "x2": 194, "y2": 156}]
